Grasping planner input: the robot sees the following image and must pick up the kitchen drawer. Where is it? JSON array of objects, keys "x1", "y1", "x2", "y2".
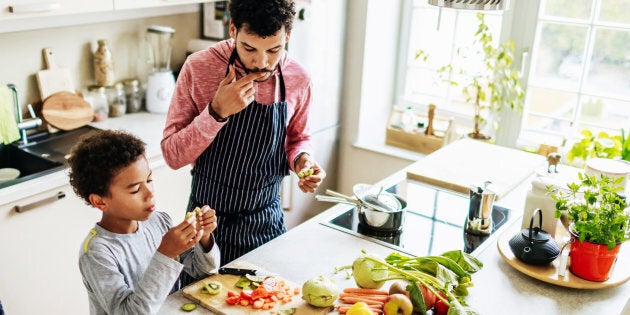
[{"x1": 0, "y1": 0, "x2": 112, "y2": 20}]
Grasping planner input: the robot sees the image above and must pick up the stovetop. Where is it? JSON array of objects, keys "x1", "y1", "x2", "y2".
[{"x1": 320, "y1": 179, "x2": 517, "y2": 257}]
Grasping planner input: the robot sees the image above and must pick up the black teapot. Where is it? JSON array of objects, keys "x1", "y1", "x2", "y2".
[{"x1": 508, "y1": 208, "x2": 560, "y2": 265}]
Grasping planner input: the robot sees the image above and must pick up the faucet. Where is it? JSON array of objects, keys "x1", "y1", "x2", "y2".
[{"x1": 7, "y1": 84, "x2": 42, "y2": 145}]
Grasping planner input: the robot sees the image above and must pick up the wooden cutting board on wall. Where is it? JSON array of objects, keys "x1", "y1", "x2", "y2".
[
  {"x1": 182, "y1": 261, "x2": 330, "y2": 315},
  {"x1": 406, "y1": 138, "x2": 546, "y2": 200},
  {"x1": 36, "y1": 48, "x2": 75, "y2": 100}
]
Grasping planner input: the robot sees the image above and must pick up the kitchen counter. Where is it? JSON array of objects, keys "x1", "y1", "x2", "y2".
[
  {"x1": 0, "y1": 112, "x2": 166, "y2": 206},
  {"x1": 160, "y1": 154, "x2": 630, "y2": 315}
]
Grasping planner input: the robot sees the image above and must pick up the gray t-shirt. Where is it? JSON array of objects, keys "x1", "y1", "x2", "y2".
[{"x1": 79, "y1": 211, "x2": 220, "y2": 315}]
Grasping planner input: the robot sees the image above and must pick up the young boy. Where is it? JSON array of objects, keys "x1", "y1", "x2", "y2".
[{"x1": 68, "y1": 130, "x2": 220, "y2": 314}]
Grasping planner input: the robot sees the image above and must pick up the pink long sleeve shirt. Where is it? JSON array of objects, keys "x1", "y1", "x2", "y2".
[{"x1": 161, "y1": 39, "x2": 313, "y2": 171}]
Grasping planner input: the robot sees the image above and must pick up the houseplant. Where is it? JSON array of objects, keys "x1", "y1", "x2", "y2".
[
  {"x1": 566, "y1": 128, "x2": 629, "y2": 166},
  {"x1": 551, "y1": 172, "x2": 629, "y2": 281},
  {"x1": 418, "y1": 13, "x2": 525, "y2": 140}
]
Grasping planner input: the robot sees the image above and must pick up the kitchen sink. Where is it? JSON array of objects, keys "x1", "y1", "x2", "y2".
[
  {"x1": 18, "y1": 125, "x2": 100, "y2": 164},
  {"x1": 0, "y1": 125, "x2": 100, "y2": 189}
]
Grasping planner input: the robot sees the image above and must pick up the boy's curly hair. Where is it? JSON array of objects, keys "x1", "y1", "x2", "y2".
[
  {"x1": 67, "y1": 130, "x2": 145, "y2": 205},
  {"x1": 229, "y1": 0, "x2": 296, "y2": 37}
]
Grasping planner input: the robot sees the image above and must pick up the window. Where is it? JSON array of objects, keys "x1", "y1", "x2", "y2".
[
  {"x1": 521, "y1": 0, "x2": 630, "y2": 146},
  {"x1": 397, "y1": 0, "x2": 630, "y2": 149}
]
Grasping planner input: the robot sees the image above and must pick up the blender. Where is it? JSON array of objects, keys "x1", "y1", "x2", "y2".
[{"x1": 145, "y1": 25, "x2": 176, "y2": 114}]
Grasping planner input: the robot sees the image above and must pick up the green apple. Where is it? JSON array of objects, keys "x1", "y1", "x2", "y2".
[{"x1": 383, "y1": 293, "x2": 413, "y2": 315}]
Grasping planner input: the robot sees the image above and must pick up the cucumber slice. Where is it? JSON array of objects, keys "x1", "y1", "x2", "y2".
[{"x1": 181, "y1": 303, "x2": 197, "y2": 311}]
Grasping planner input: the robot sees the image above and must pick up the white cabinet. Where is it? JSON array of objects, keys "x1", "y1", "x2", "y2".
[
  {"x1": 114, "y1": 0, "x2": 202, "y2": 10},
  {"x1": 151, "y1": 160, "x2": 192, "y2": 222},
  {"x1": 0, "y1": 0, "x2": 112, "y2": 20},
  {"x1": 0, "y1": 185, "x2": 100, "y2": 314}
]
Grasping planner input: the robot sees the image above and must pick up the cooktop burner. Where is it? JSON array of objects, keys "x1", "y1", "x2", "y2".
[{"x1": 320, "y1": 179, "x2": 515, "y2": 257}]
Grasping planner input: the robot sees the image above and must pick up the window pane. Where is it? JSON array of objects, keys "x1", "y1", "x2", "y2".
[
  {"x1": 524, "y1": 114, "x2": 572, "y2": 135},
  {"x1": 599, "y1": 0, "x2": 630, "y2": 25},
  {"x1": 531, "y1": 23, "x2": 588, "y2": 90},
  {"x1": 578, "y1": 96, "x2": 630, "y2": 130},
  {"x1": 525, "y1": 87, "x2": 577, "y2": 118},
  {"x1": 408, "y1": 7, "x2": 456, "y2": 69},
  {"x1": 542, "y1": 0, "x2": 592, "y2": 20},
  {"x1": 405, "y1": 67, "x2": 448, "y2": 98},
  {"x1": 584, "y1": 28, "x2": 630, "y2": 98}
]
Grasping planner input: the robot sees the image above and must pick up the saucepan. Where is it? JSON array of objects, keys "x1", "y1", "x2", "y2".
[{"x1": 316, "y1": 184, "x2": 407, "y2": 232}]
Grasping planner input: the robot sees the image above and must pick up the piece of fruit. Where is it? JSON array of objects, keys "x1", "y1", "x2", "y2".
[
  {"x1": 201, "y1": 281, "x2": 221, "y2": 295},
  {"x1": 181, "y1": 303, "x2": 197, "y2": 311},
  {"x1": 418, "y1": 283, "x2": 436, "y2": 310},
  {"x1": 346, "y1": 302, "x2": 374, "y2": 315},
  {"x1": 297, "y1": 168, "x2": 314, "y2": 178},
  {"x1": 434, "y1": 292, "x2": 449, "y2": 315},
  {"x1": 383, "y1": 293, "x2": 413, "y2": 315},
  {"x1": 388, "y1": 281, "x2": 408, "y2": 296}
]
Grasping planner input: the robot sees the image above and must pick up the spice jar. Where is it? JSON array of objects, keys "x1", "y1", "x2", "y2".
[
  {"x1": 123, "y1": 79, "x2": 143, "y2": 113},
  {"x1": 85, "y1": 85, "x2": 109, "y2": 121},
  {"x1": 94, "y1": 39, "x2": 114, "y2": 86},
  {"x1": 109, "y1": 82, "x2": 127, "y2": 117}
]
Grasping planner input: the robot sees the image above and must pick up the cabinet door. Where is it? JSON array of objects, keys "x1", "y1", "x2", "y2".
[
  {"x1": 113, "y1": 0, "x2": 203, "y2": 10},
  {"x1": 0, "y1": 0, "x2": 112, "y2": 20},
  {"x1": 0, "y1": 185, "x2": 100, "y2": 314},
  {"x1": 151, "y1": 161, "x2": 192, "y2": 222}
]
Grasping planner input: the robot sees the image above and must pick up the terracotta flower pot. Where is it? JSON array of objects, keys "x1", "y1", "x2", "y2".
[{"x1": 568, "y1": 228, "x2": 621, "y2": 281}]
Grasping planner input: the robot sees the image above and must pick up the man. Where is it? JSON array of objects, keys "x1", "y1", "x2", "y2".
[{"x1": 161, "y1": 0, "x2": 326, "y2": 263}]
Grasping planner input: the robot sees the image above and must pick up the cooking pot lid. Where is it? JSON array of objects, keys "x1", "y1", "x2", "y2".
[{"x1": 353, "y1": 184, "x2": 401, "y2": 212}]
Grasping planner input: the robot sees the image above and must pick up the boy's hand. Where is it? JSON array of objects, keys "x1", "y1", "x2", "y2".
[
  {"x1": 195, "y1": 205, "x2": 218, "y2": 251},
  {"x1": 157, "y1": 218, "x2": 204, "y2": 259}
]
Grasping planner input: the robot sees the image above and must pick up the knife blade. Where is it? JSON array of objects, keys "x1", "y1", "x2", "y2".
[{"x1": 218, "y1": 267, "x2": 277, "y2": 277}]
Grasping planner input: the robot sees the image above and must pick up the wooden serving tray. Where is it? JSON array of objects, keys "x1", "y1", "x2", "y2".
[
  {"x1": 182, "y1": 261, "x2": 330, "y2": 315},
  {"x1": 497, "y1": 231, "x2": 630, "y2": 289}
]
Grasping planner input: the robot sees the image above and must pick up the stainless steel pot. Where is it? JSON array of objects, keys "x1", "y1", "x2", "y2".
[{"x1": 316, "y1": 184, "x2": 407, "y2": 232}]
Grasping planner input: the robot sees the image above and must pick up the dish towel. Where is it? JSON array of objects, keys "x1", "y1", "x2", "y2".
[{"x1": 0, "y1": 84, "x2": 21, "y2": 144}]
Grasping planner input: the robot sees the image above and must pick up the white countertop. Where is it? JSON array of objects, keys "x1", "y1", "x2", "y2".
[
  {"x1": 0, "y1": 112, "x2": 167, "y2": 206},
  {"x1": 159, "y1": 160, "x2": 630, "y2": 315}
]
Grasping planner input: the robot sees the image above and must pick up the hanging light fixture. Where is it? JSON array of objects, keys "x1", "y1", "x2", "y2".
[{"x1": 427, "y1": 0, "x2": 505, "y2": 11}]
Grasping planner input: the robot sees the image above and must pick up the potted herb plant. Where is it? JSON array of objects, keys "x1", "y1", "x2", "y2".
[
  {"x1": 551, "y1": 172, "x2": 629, "y2": 281},
  {"x1": 418, "y1": 13, "x2": 525, "y2": 141}
]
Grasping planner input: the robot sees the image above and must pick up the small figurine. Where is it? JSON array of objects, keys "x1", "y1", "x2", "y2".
[{"x1": 547, "y1": 152, "x2": 561, "y2": 173}]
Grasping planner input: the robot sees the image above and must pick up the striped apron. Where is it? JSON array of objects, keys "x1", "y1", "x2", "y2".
[{"x1": 187, "y1": 50, "x2": 289, "y2": 264}]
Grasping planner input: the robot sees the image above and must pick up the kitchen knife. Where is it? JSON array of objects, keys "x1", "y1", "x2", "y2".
[{"x1": 218, "y1": 267, "x2": 277, "y2": 277}]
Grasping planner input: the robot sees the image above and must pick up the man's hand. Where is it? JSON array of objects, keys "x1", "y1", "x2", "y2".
[
  {"x1": 295, "y1": 153, "x2": 326, "y2": 193},
  {"x1": 157, "y1": 217, "x2": 203, "y2": 259},
  {"x1": 210, "y1": 65, "x2": 267, "y2": 118}
]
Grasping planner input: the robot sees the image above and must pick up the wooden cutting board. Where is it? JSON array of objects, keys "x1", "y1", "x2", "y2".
[
  {"x1": 41, "y1": 91, "x2": 94, "y2": 131},
  {"x1": 36, "y1": 47, "x2": 75, "y2": 100},
  {"x1": 182, "y1": 261, "x2": 330, "y2": 315},
  {"x1": 406, "y1": 138, "x2": 546, "y2": 200}
]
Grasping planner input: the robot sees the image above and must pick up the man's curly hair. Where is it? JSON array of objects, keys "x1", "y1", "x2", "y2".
[
  {"x1": 67, "y1": 130, "x2": 145, "y2": 205},
  {"x1": 229, "y1": 0, "x2": 296, "y2": 37}
]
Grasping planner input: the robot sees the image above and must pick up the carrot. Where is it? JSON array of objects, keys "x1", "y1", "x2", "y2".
[
  {"x1": 343, "y1": 288, "x2": 389, "y2": 295},
  {"x1": 340, "y1": 297, "x2": 384, "y2": 307},
  {"x1": 340, "y1": 293, "x2": 388, "y2": 303}
]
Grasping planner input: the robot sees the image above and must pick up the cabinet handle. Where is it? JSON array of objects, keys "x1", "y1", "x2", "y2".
[
  {"x1": 9, "y1": 2, "x2": 61, "y2": 14},
  {"x1": 13, "y1": 191, "x2": 65, "y2": 213}
]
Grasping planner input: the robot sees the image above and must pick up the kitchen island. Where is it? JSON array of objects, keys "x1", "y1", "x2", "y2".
[{"x1": 160, "y1": 151, "x2": 630, "y2": 315}]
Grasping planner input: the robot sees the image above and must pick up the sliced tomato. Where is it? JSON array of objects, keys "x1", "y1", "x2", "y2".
[
  {"x1": 251, "y1": 285, "x2": 269, "y2": 300},
  {"x1": 240, "y1": 290, "x2": 253, "y2": 301},
  {"x1": 225, "y1": 296, "x2": 240, "y2": 305},
  {"x1": 227, "y1": 290, "x2": 238, "y2": 298}
]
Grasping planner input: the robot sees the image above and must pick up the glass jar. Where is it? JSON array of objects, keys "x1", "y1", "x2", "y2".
[
  {"x1": 108, "y1": 82, "x2": 127, "y2": 117},
  {"x1": 85, "y1": 85, "x2": 109, "y2": 121},
  {"x1": 94, "y1": 39, "x2": 115, "y2": 86},
  {"x1": 123, "y1": 79, "x2": 143, "y2": 113}
]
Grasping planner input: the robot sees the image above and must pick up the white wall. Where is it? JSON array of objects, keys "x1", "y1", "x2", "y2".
[
  {"x1": 0, "y1": 9, "x2": 200, "y2": 110},
  {"x1": 338, "y1": 0, "x2": 415, "y2": 195}
]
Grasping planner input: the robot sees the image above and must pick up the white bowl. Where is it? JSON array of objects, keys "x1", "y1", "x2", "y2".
[{"x1": 0, "y1": 168, "x2": 20, "y2": 183}]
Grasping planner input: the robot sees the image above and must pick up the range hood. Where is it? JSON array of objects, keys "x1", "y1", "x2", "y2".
[{"x1": 427, "y1": 0, "x2": 506, "y2": 11}]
